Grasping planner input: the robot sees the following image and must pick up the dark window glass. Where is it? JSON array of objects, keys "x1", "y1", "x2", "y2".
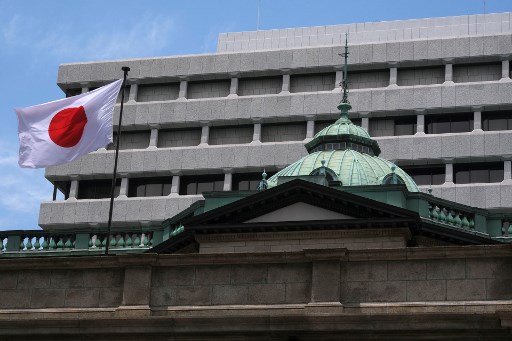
[
  {"x1": 128, "y1": 177, "x2": 172, "y2": 197},
  {"x1": 54, "y1": 181, "x2": 71, "y2": 200},
  {"x1": 454, "y1": 162, "x2": 504, "y2": 184},
  {"x1": 426, "y1": 113, "x2": 474, "y2": 134},
  {"x1": 394, "y1": 116, "x2": 417, "y2": 136},
  {"x1": 402, "y1": 166, "x2": 445, "y2": 186},
  {"x1": 179, "y1": 175, "x2": 225, "y2": 195},
  {"x1": 78, "y1": 179, "x2": 120, "y2": 199},
  {"x1": 482, "y1": 111, "x2": 512, "y2": 131},
  {"x1": 232, "y1": 172, "x2": 276, "y2": 191},
  {"x1": 65, "y1": 88, "x2": 82, "y2": 98}
]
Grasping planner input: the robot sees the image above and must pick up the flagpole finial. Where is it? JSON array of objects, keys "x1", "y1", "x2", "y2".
[{"x1": 121, "y1": 66, "x2": 130, "y2": 73}]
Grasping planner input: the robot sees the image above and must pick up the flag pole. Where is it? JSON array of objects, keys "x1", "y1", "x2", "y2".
[{"x1": 105, "y1": 66, "x2": 130, "y2": 256}]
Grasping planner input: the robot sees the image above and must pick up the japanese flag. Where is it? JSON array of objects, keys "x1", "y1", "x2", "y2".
[{"x1": 16, "y1": 80, "x2": 122, "y2": 168}]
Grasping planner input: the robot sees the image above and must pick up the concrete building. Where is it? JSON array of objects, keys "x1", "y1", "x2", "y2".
[
  {"x1": 1, "y1": 11, "x2": 512, "y2": 340},
  {"x1": 41, "y1": 12, "x2": 512, "y2": 230}
]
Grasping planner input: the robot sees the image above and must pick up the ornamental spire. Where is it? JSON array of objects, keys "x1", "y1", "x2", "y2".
[
  {"x1": 337, "y1": 33, "x2": 352, "y2": 122},
  {"x1": 341, "y1": 32, "x2": 349, "y2": 104}
]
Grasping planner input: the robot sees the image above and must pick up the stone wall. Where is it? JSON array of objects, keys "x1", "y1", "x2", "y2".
[
  {"x1": 397, "y1": 66, "x2": 445, "y2": 86},
  {"x1": 1, "y1": 245, "x2": 512, "y2": 339}
]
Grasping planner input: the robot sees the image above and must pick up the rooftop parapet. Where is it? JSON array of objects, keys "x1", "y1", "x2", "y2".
[{"x1": 217, "y1": 12, "x2": 512, "y2": 52}]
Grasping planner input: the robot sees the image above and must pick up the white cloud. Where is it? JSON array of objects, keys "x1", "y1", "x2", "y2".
[{"x1": 2, "y1": 13, "x2": 176, "y2": 61}]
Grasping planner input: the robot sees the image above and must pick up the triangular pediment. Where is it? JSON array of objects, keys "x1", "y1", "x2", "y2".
[{"x1": 244, "y1": 202, "x2": 355, "y2": 223}]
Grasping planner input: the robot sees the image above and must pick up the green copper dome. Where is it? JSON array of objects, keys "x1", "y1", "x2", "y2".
[
  {"x1": 267, "y1": 149, "x2": 420, "y2": 192},
  {"x1": 267, "y1": 35, "x2": 420, "y2": 193}
]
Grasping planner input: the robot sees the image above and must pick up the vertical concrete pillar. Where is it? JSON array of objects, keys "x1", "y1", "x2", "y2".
[
  {"x1": 178, "y1": 79, "x2": 188, "y2": 100},
  {"x1": 228, "y1": 76, "x2": 239, "y2": 97},
  {"x1": 503, "y1": 159, "x2": 512, "y2": 183},
  {"x1": 361, "y1": 117, "x2": 369, "y2": 132},
  {"x1": 305, "y1": 118, "x2": 315, "y2": 141},
  {"x1": 335, "y1": 70, "x2": 343, "y2": 89},
  {"x1": 473, "y1": 110, "x2": 483, "y2": 132},
  {"x1": 128, "y1": 83, "x2": 138, "y2": 103},
  {"x1": 68, "y1": 178, "x2": 79, "y2": 200},
  {"x1": 199, "y1": 122, "x2": 210, "y2": 146},
  {"x1": 118, "y1": 177, "x2": 129, "y2": 198},
  {"x1": 148, "y1": 126, "x2": 159, "y2": 149},
  {"x1": 444, "y1": 63, "x2": 454, "y2": 83},
  {"x1": 445, "y1": 161, "x2": 454, "y2": 185},
  {"x1": 389, "y1": 65, "x2": 398, "y2": 87},
  {"x1": 170, "y1": 174, "x2": 181, "y2": 196},
  {"x1": 501, "y1": 59, "x2": 510, "y2": 80},
  {"x1": 251, "y1": 120, "x2": 262, "y2": 144},
  {"x1": 281, "y1": 71, "x2": 290, "y2": 94},
  {"x1": 416, "y1": 111, "x2": 425, "y2": 135},
  {"x1": 80, "y1": 84, "x2": 89, "y2": 94},
  {"x1": 223, "y1": 170, "x2": 233, "y2": 191}
]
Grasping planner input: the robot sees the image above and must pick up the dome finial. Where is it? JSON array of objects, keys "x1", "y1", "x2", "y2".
[
  {"x1": 337, "y1": 33, "x2": 352, "y2": 122},
  {"x1": 257, "y1": 169, "x2": 268, "y2": 191}
]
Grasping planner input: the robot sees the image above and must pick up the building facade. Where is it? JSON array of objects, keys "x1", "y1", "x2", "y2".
[
  {"x1": 1, "y1": 12, "x2": 512, "y2": 340},
  {"x1": 41, "y1": 12, "x2": 512, "y2": 230}
]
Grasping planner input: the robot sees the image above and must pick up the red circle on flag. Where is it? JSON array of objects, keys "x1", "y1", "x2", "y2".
[{"x1": 48, "y1": 106, "x2": 88, "y2": 148}]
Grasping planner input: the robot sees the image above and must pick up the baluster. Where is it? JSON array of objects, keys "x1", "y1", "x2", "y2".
[
  {"x1": 64, "y1": 237, "x2": 72, "y2": 249},
  {"x1": 26, "y1": 236, "x2": 33, "y2": 251},
  {"x1": 88, "y1": 235, "x2": 94, "y2": 248},
  {"x1": 20, "y1": 237, "x2": 25, "y2": 251},
  {"x1": 133, "y1": 234, "x2": 141, "y2": 248},
  {"x1": 34, "y1": 237, "x2": 41, "y2": 251},
  {"x1": 148, "y1": 233, "x2": 153, "y2": 247},
  {"x1": 0, "y1": 237, "x2": 4, "y2": 251},
  {"x1": 94, "y1": 235, "x2": 102, "y2": 248},
  {"x1": 439, "y1": 208, "x2": 447, "y2": 222},
  {"x1": 461, "y1": 215, "x2": 470, "y2": 229},
  {"x1": 469, "y1": 217, "x2": 475, "y2": 229},
  {"x1": 117, "y1": 235, "x2": 125, "y2": 248},
  {"x1": 56, "y1": 237, "x2": 64, "y2": 250},
  {"x1": 432, "y1": 206, "x2": 440, "y2": 221},
  {"x1": 142, "y1": 233, "x2": 149, "y2": 247},
  {"x1": 101, "y1": 235, "x2": 107, "y2": 248},
  {"x1": 428, "y1": 203, "x2": 433, "y2": 219},
  {"x1": 49, "y1": 237, "x2": 57, "y2": 250},
  {"x1": 42, "y1": 237, "x2": 49, "y2": 250},
  {"x1": 125, "y1": 234, "x2": 133, "y2": 248},
  {"x1": 110, "y1": 235, "x2": 117, "y2": 248},
  {"x1": 454, "y1": 212, "x2": 462, "y2": 227},
  {"x1": 447, "y1": 210, "x2": 455, "y2": 225}
]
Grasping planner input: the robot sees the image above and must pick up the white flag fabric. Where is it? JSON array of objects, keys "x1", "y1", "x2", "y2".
[{"x1": 16, "y1": 79, "x2": 122, "y2": 168}]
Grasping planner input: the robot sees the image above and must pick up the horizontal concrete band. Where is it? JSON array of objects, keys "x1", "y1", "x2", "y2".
[
  {"x1": 218, "y1": 13, "x2": 512, "y2": 52},
  {"x1": 39, "y1": 182, "x2": 512, "y2": 228},
  {"x1": 58, "y1": 34, "x2": 512, "y2": 85},
  {"x1": 103, "y1": 81, "x2": 512, "y2": 130},
  {"x1": 45, "y1": 130, "x2": 512, "y2": 179}
]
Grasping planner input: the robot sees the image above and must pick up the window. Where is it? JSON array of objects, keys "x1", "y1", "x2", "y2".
[
  {"x1": 454, "y1": 162, "x2": 504, "y2": 184},
  {"x1": 426, "y1": 113, "x2": 474, "y2": 134},
  {"x1": 54, "y1": 181, "x2": 71, "y2": 200},
  {"x1": 402, "y1": 166, "x2": 445, "y2": 186},
  {"x1": 261, "y1": 122, "x2": 307, "y2": 142},
  {"x1": 78, "y1": 179, "x2": 120, "y2": 199},
  {"x1": 179, "y1": 175, "x2": 224, "y2": 195},
  {"x1": 482, "y1": 111, "x2": 512, "y2": 131},
  {"x1": 128, "y1": 177, "x2": 172, "y2": 197},
  {"x1": 108, "y1": 131, "x2": 151, "y2": 150},
  {"x1": 232, "y1": 172, "x2": 276, "y2": 191},
  {"x1": 394, "y1": 116, "x2": 417, "y2": 136},
  {"x1": 65, "y1": 88, "x2": 81, "y2": 98}
]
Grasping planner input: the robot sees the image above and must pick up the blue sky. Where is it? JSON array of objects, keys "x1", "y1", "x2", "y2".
[{"x1": 0, "y1": 0, "x2": 510, "y2": 230}]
